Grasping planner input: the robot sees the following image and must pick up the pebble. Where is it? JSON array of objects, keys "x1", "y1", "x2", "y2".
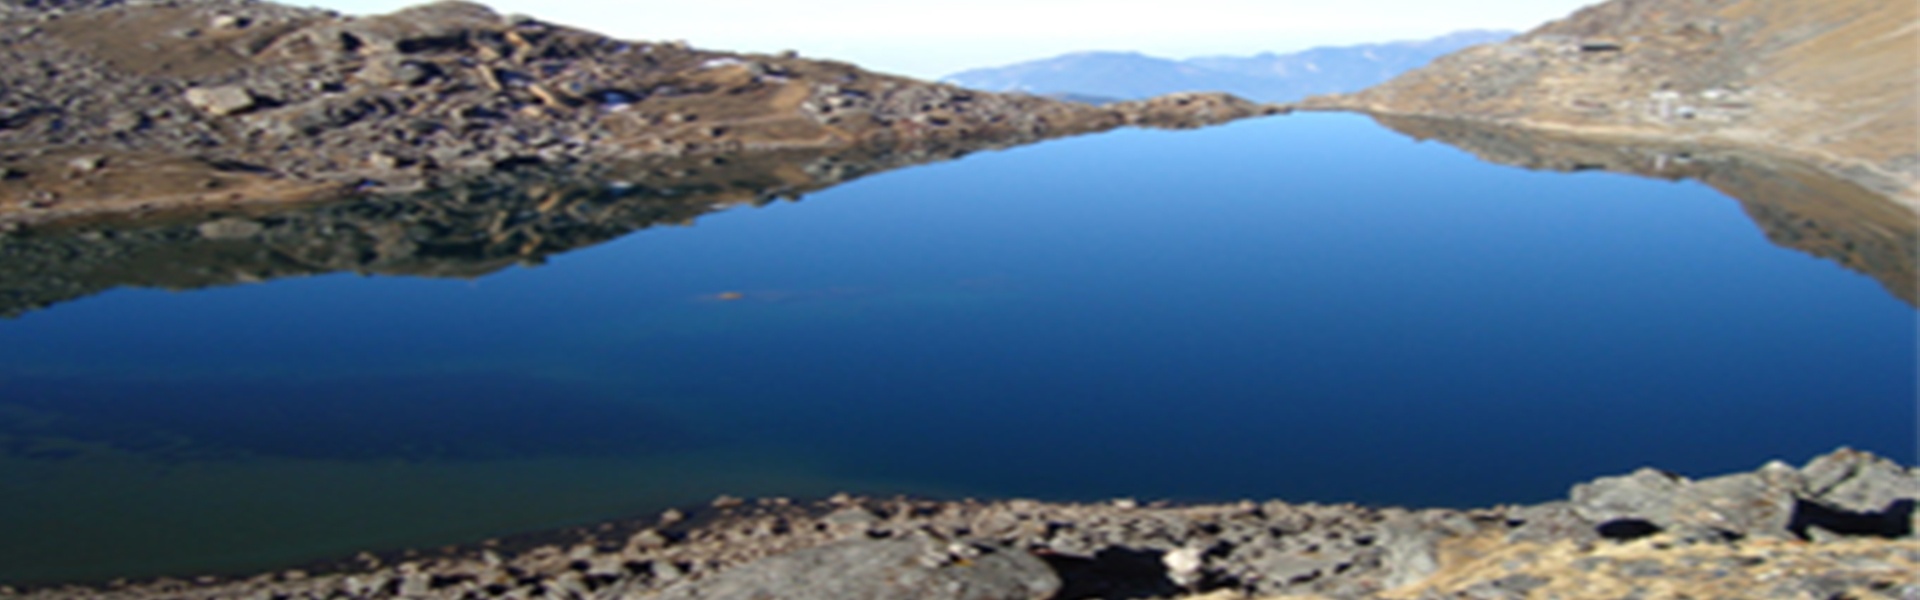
[{"x1": 67, "y1": 155, "x2": 105, "y2": 173}]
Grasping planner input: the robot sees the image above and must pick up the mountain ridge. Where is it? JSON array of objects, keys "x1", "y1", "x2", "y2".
[{"x1": 941, "y1": 31, "x2": 1513, "y2": 102}]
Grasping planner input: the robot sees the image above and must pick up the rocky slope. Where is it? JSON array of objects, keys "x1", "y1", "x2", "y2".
[
  {"x1": 3, "y1": 448, "x2": 1912, "y2": 599},
  {"x1": 1307, "y1": 0, "x2": 1918, "y2": 204},
  {"x1": 0, "y1": 0, "x2": 1280, "y2": 226},
  {"x1": 942, "y1": 31, "x2": 1512, "y2": 103}
]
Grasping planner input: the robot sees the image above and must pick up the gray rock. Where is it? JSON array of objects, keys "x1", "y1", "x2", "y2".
[
  {"x1": 360, "y1": 56, "x2": 438, "y2": 87},
  {"x1": 653, "y1": 535, "x2": 1059, "y2": 600},
  {"x1": 107, "y1": 111, "x2": 148, "y2": 132},
  {"x1": 196, "y1": 218, "x2": 265, "y2": 240},
  {"x1": 1569, "y1": 451, "x2": 1920, "y2": 542},
  {"x1": 1378, "y1": 513, "x2": 1448, "y2": 589},
  {"x1": 1800, "y1": 448, "x2": 1920, "y2": 515},
  {"x1": 1462, "y1": 573, "x2": 1550, "y2": 600},
  {"x1": 184, "y1": 86, "x2": 258, "y2": 116},
  {"x1": 328, "y1": 1, "x2": 502, "y2": 55},
  {"x1": 1571, "y1": 465, "x2": 1779, "y2": 540},
  {"x1": 65, "y1": 155, "x2": 104, "y2": 172}
]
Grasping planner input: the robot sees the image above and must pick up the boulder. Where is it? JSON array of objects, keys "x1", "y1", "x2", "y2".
[
  {"x1": 653, "y1": 534, "x2": 1060, "y2": 600},
  {"x1": 359, "y1": 56, "x2": 439, "y2": 87},
  {"x1": 1571, "y1": 464, "x2": 1800, "y2": 541},
  {"x1": 1570, "y1": 450, "x2": 1919, "y2": 542},
  {"x1": 183, "y1": 86, "x2": 257, "y2": 116},
  {"x1": 332, "y1": 1, "x2": 502, "y2": 55},
  {"x1": 1800, "y1": 448, "x2": 1920, "y2": 514}
]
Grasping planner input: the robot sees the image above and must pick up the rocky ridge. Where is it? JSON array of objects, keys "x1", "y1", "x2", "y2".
[
  {"x1": 940, "y1": 30, "x2": 1513, "y2": 103},
  {"x1": 0, "y1": 0, "x2": 1281, "y2": 226},
  {"x1": 1307, "y1": 0, "x2": 1918, "y2": 204},
  {"x1": 2, "y1": 449, "x2": 1913, "y2": 599}
]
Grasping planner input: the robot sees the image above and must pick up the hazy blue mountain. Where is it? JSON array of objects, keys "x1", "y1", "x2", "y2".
[{"x1": 942, "y1": 30, "x2": 1513, "y2": 103}]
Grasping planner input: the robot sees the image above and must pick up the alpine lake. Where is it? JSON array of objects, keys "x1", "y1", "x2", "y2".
[{"x1": 0, "y1": 113, "x2": 1913, "y2": 585}]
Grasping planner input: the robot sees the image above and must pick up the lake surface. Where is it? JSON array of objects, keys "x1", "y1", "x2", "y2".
[{"x1": 0, "y1": 113, "x2": 1913, "y2": 584}]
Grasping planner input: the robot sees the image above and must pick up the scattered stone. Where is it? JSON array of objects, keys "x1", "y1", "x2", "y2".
[
  {"x1": 368, "y1": 152, "x2": 401, "y2": 170},
  {"x1": 183, "y1": 86, "x2": 257, "y2": 116},
  {"x1": 66, "y1": 155, "x2": 105, "y2": 173},
  {"x1": 107, "y1": 111, "x2": 148, "y2": 132},
  {"x1": 210, "y1": 14, "x2": 249, "y2": 29},
  {"x1": 1163, "y1": 546, "x2": 1203, "y2": 587},
  {"x1": 360, "y1": 57, "x2": 439, "y2": 87},
  {"x1": 195, "y1": 218, "x2": 264, "y2": 240}
]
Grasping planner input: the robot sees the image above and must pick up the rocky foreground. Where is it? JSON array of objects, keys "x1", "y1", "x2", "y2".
[
  {"x1": 1306, "y1": 0, "x2": 1918, "y2": 205},
  {"x1": 3, "y1": 449, "x2": 1914, "y2": 599},
  {"x1": 0, "y1": 0, "x2": 1279, "y2": 227}
]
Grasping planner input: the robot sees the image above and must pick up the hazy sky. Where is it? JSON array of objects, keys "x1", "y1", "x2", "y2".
[{"x1": 301, "y1": 0, "x2": 1598, "y2": 78}]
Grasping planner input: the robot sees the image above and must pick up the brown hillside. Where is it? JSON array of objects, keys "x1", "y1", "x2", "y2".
[
  {"x1": 1311, "y1": 0, "x2": 1918, "y2": 204},
  {"x1": 0, "y1": 0, "x2": 1279, "y2": 226}
]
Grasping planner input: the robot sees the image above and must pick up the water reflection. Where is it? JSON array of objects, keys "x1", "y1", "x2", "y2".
[
  {"x1": 1368, "y1": 114, "x2": 1918, "y2": 306},
  {"x1": 3, "y1": 117, "x2": 1915, "y2": 316}
]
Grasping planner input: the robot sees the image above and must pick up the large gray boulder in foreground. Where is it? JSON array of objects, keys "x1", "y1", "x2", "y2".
[
  {"x1": 652, "y1": 534, "x2": 1060, "y2": 600},
  {"x1": 1571, "y1": 447, "x2": 1918, "y2": 542}
]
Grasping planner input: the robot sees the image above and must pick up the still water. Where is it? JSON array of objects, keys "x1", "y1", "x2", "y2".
[{"x1": 0, "y1": 114, "x2": 1913, "y2": 584}]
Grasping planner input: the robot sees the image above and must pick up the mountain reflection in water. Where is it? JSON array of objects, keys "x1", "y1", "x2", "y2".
[
  {"x1": 2, "y1": 117, "x2": 1914, "y2": 316},
  {"x1": 1368, "y1": 114, "x2": 1917, "y2": 306},
  {"x1": 0, "y1": 139, "x2": 1020, "y2": 318}
]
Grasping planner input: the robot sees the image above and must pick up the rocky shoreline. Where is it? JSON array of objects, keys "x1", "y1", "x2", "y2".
[
  {"x1": 3, "y1": 449, "x2": 1914, "y2": 599},
  {"x1": 0, "y1": 0, "x2": 1281, "y2": 227}
]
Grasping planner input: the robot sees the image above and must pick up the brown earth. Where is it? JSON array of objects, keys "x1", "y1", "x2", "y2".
[
  {"x1": 1307, "y1": 0, "x2": 1919, "y2": 205},
  {"x1": 0, "y1": 0, "x2": 1281, "y2": 227}
]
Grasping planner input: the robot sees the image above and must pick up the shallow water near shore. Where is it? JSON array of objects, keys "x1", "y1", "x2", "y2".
[{"x1": 0, "y1": 114, "x2": 1913, "y2": 585}]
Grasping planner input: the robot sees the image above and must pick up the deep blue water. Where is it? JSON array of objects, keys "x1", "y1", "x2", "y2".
[{"x1": 0, "y1": 114, "x2": 1913, "y2": 583}]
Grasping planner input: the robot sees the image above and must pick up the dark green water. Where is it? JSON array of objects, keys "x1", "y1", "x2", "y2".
[{"x1": 0, "y1": 114, "x2": 1912, "y2": 584}]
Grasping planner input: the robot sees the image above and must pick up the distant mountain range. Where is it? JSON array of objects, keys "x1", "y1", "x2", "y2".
[{"x1": 941, "y1": 31, "x2": 1513, "y2": 103}]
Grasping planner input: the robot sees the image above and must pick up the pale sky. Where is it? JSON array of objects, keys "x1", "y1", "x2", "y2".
[{"x1": 300, "y1": 0, "x2": 1598, "y2": 78}]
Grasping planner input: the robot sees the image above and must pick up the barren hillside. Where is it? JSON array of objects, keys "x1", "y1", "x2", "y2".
[{"x1": 1311, "y1": 0, "x2": 1917, "y2": 203}]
